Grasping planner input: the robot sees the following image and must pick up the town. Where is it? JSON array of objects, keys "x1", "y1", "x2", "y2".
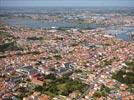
[
  {"x1": 0, "y1": 6, "x2": 134, "y2": 100},
  {"x1": 0, "y1": 22, "x2": 134, "y2": 100}
]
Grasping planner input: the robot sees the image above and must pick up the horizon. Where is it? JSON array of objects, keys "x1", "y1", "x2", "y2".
[{"x1": 1, "y1": 0, "x2": 134, "y2": 7}]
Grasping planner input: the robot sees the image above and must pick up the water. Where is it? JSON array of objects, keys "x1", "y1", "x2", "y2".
[
  {"x1": 0, "y1": 17, "x2": 97, "y2": 29},
  {"x1": 0, "y1": 7, "x2": 134, "y2": 41},
  {"x1": 107, "y1": 28, "x2": 134, "y2": 41}
]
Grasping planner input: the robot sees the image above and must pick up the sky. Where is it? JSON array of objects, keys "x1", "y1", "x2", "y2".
[{"x1": 0, "y1": 0, "x2": 134, "y2": 7}]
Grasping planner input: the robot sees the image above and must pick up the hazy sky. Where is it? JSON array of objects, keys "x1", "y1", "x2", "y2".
[{"x1": 1, "y1": 0, "x2": 134, "y2": 7}]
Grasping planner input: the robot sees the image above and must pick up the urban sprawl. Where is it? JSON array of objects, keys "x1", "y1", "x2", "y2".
[{"x1": 0, "y1": 8, "x2": 134, "y2": 100}]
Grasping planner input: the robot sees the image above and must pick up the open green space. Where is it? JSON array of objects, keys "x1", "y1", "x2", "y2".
[{"x1": 34, "y1": 76, "x2": 86, "y2": 98}]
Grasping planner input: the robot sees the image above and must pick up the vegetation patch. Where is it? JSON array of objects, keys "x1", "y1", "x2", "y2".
[
  {"x1": 112, "y1": 60, "x2": 134, "y2": 93},
  {"x1": 93, "y1": 85, "x2": 111, "y2": 98},
  {"x1": 53, "y1": 54, "x2": 62, "y2": 60},
  {"x1": 34, "y1": 76, "x2": 86, "y2": 98},
  {"x1": 27, "y1": 36, "x2": 43, "y2": 40},
  {"x1": 0, "y1": 41, "x2": 21, "y2": 52}
]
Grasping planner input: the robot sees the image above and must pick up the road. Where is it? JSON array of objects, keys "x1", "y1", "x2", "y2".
[
  {"x1": 77, "y1": 66, "x2": 112, "y2": 100},
  {"x1": 77, "y1": 70, "x2": 102, "y2": 100}
]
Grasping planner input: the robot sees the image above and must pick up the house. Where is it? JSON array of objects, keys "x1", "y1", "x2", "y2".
[
  {"x1": 16, "y1": 66, "x2": 39, "y2": 76},
  {"x1": 52, "y1": 95, "x2": 70, "y2": 100},
  {"x1": 64, "y1": 63, "x2": 74, "y2": 70},
  {"x1": 31, "y1": 77, "x2": 43, "y2": 86},
  {"x1": 24, "y1": 92, "x2": 49, "y2": 100},
  {"x1": 36, "y1": 66, "x2": 50, "y2": 75},
  {"x1": 122, "y1": 94, "x2": 134, "y2": 100},
  {"x1": 55, "y1": 63, "x2": 74, "y2": 77},
  {"x1": 120, "y1": 84, "x2": 128, "y2": 91}
]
